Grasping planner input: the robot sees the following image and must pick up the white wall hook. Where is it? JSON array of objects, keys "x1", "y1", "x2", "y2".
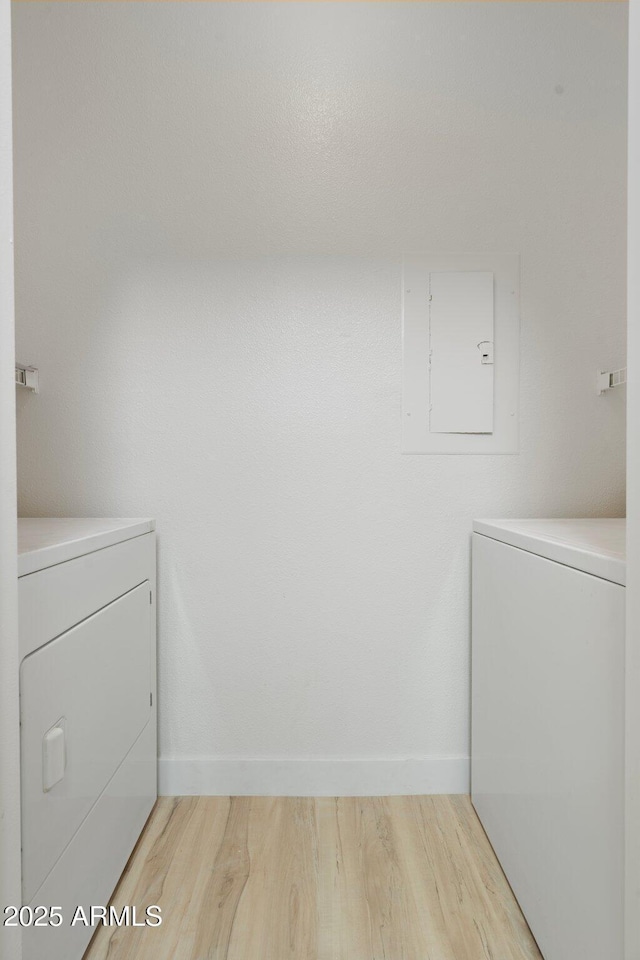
[
  {"x1": 15, "y1": 363, "x2": 39, "y2": 393},
  {"x1": 597, "y1": 367, "x2": 627, "y2": 395}
]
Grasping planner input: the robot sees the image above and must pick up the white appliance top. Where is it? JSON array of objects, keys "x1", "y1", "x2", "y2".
[
  {"x1": 18, "y1": 518, "x2": 155, "y2": 577},
  {"x1": 473, "y1": 518, "x2": 626, "y2": 586}
]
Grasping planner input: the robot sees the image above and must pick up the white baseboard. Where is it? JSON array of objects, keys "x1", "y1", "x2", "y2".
[{"x1": 158, "y1": 757, "x2": 470, "y2": 797}]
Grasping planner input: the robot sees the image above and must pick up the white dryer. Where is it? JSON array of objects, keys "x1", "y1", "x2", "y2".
[
  {"x1": 472, "y1": 518, "x2": 625, "y2": 960},
  {"x1": 18, "y1": 518, "x2": 157, "y2": 960}
]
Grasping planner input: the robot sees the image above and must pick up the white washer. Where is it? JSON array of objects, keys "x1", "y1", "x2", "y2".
[
  {"x1": 18, "y1": 518, "x2": 157, "y2": 960},
  {"x1": 472, "y1": 518, "x2": 625, "y2": 960}
]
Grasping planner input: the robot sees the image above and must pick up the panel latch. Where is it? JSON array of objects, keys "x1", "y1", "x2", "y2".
[
  {"x1": 42, "y1": 719, "x2": 66, "y2": 792},
  {"x1": 478, "y1": 341, "x2": 494, "y2": 365}
]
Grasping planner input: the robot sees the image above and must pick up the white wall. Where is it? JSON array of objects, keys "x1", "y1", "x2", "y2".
[
  {"x1": 12, "y1": 1, "x2": 628, "y2": 795},
  {"x1": 626, "y1": 3, "x2": 640, "y2": 956},
  {"x1": 1, "y1": 0, "x2": 22, "y2": 954}
]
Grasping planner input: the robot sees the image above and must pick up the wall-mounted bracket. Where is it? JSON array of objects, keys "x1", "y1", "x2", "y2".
[
  {"x1": 597, "y1": 367, "x2": 627, "y2": 395},
  {"x1": 15, "y1": 364, "x2": 39, "y2": 393}
]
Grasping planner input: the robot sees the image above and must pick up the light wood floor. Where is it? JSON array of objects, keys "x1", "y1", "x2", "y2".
[{"x1": 83, "y1": 795, "x2": 542, "y2": 960}]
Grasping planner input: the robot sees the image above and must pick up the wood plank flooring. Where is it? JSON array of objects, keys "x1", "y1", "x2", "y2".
[{"x1": 83, "y1": 796, "x2": 542, "y2": 960}]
